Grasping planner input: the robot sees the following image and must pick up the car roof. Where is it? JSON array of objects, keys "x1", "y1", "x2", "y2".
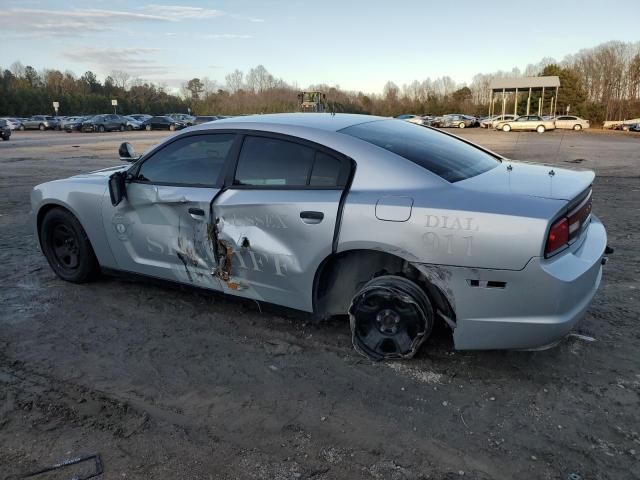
[{"x1": 207, "y1": 113, "x2": 386, "y2": 132}]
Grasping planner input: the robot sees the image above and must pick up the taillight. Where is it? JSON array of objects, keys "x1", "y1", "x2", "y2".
[
  {"x1": 545, "y1": 190, "x2": 593, "y2": 257},
  {"x1": 545, "y1": 218, "x2": 569, "y2": 256}
]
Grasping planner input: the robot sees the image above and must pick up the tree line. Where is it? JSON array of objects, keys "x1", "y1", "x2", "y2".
[
  {"x1": 0, "y1": 64, "x2": 189, "y2": 117},
  {"x1": 1, "y1": 41, "x2": 639, "y2": 122}
]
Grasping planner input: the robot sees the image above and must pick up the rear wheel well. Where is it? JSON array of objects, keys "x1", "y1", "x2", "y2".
[{"x1": 313, "y1": 249, "x2": 454, "y2": 322}]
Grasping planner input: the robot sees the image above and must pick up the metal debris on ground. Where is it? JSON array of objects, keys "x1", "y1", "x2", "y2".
[
  {"x1": 568, "y1": 333, "x2": 596, "y2": 342},
  {"x1": 11, "y1": 452, "x2": 103, "y2": 479}
]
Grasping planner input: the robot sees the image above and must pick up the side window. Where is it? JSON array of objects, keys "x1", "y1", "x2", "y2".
[
  {"x1": 310, "y1": 152, "x2": 341, "y2": 186},
  {"x1": 136, "y1": 134, "x2": 235, "y2": 186},
  {"x1": 234, "y1": 136, "x2": 315, "y2": 186}
]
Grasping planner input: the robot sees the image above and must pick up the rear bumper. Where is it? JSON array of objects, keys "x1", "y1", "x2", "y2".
[{"x1": 413, "y1": 215, "x2": 607, "y2": 350}]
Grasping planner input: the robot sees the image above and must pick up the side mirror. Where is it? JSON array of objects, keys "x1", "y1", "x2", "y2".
[
  {"x1": 108, "y1": 171, "x2": 127, "y2": 206},
  {"x1": 118, "y1": 142, "x2": 139, "y2": 162}
]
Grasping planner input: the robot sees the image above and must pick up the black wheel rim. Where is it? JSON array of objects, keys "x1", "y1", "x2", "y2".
[
  {"x1": 351, "y1": 285, "x2": 426, "y2": 359},
  {"x1": 50, "y1": 223, "x2": 80, "y2": 270}
]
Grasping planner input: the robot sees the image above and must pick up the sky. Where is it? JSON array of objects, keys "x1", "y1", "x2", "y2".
[{"x1": 1, "y1": 0, "x2": 638, "y2": 94}]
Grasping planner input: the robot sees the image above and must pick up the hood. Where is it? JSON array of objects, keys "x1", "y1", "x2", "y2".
[
  {"x1": 457, "y1": 161, "x2": 594, "y2": 201},
  {"x1": 70, "y1": 165, "x2": 129, "y2": 180}
]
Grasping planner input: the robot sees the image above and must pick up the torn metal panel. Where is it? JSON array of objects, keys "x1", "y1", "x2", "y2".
[
  {"x1": 412, "y1": 263, "x2": 456, "y2": 311},
  {"x1": 210, "y1": 189, "x2": 342, "y2": 312},
  {"x1": 102, "y1": 183, "x2": 223, "y2": 291}
]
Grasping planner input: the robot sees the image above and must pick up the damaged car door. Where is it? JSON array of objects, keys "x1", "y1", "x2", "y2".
[
  {"x1": 102, "y1": 133, "x2": 236, "y2": 288},
  {"x1": 212, "y1": 134, "x2": 351, "y2": 311}
]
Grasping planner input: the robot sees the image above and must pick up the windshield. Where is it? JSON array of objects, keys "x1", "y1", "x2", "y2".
[{"x1": 340, "y1": 119, "x2": 500, "y2": 183}]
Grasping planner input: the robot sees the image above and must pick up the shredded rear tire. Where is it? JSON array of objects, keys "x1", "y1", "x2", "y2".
[{"x1": 349, "y1": 275, "x2": 434, "y2": 361}]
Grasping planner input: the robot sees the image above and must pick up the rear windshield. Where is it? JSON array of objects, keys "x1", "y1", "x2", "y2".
[{"x1": 340, "y1": 119, "x2": 499, "y2": 182}]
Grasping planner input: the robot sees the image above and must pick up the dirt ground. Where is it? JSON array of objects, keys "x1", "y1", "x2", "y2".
[{"x1": 0, "y1": 127, "x2": 639, "y2": 480}]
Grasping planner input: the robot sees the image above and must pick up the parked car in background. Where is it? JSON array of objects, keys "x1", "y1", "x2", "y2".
[
  {"x1": 615, "y1": 122, "x2": 640, "y2": 132},
  {"x1": 496, "y1": 115, "x2": 556, "y2": 133},
  {"x1": 431, "y1": 114, "x2": 477, "y2": 128},
  {"x1": 553, "y1": 116, "x2": 590, "y2": 131},
  {"x1": 141, "y1": 116, "x2": 187, "y2": 131},
  {"x1": 82, "y1": 114, "x2": 128, "y2": 133},
  {"x1": 0, "y1": 117, "x2": 23, "y2": 130},
  {"x1": 622, "y1": 123, "x2": 640, "y2": 132},
  {"x1": 395, "y1": 114, "x2": 426, "y2": 126},
  {"x1": 23, "y1": 115, "x2": 60, "y2": 131},
  {"x1": 59, "y1": 116, "x2": 84, "y2": 130},
  {"x1": 0, "y1": 119, "x2": 11, "y2": 141},
  {"x1": 63, "y1": 116, "x2": 91, "y2": 132},
  {"x1": 128, "y1": 114, "x2": 152, "y2": 123},
  {"x1": 193, "y1": 115, "x2": 219, "y2": 125},
  {"x1": 168, "y1": 113, "x2": 195, "y2": 125},
  {"x1": 481, "y1": 114, "x2": 518, "y2": 128},
  {"x1": 30, "y1": 113, "x2": 608, "y2": 360},
  {"x1": 123, "y1": 116, "x2": 143, "y2": 131}
]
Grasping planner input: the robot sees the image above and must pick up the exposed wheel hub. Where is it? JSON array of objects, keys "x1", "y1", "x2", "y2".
[
  {"x1": 349, "y1": 276, "x2": 433, "y2": 361},
  {"x1": 376, "y1": 308, "x2": 400, "y2": 334}
]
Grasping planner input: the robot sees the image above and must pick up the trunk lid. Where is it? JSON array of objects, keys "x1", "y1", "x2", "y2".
[{"x1": 457, "y1": 161, "x2": 594, "y2": 201}]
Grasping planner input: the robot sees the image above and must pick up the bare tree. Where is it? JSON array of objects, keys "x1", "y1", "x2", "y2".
[
  {"x1": 225, "y1": 69, "x2": 244, "y2": 93},
  {"x1": 109, "y1": 70, "x2": 131, "y2": 90}
]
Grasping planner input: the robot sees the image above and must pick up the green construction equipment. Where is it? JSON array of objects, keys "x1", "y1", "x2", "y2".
[{"x1": 298, "y1": 91, "x2": 327, "y2": 112}]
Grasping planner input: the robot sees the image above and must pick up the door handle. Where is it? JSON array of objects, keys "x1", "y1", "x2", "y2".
[
  {"x1": 300, "y1": 211, "x2": 324, "y2": 224},
  {"x1": 189, "y1": 207, "x2": 205, "y2": 216}
]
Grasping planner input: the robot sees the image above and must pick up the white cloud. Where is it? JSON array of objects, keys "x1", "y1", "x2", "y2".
[
  {"x1": 0, "y1": 8, "x2": 171, "y2": 37},
  {"x1": 61, "y1": 47, "x2": 174, "y2": 78},
  {"x1": 143, "y1": 4, "x2": 224, "y2": 19},
  {"x1": 0, "y1": 5, "x2": 258, "y2": 38}
]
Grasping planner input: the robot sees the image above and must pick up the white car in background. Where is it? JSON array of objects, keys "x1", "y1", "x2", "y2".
[
  {"x1": 496, "y1": 115, "x2": 556, "y2": 133},
  {"x1": 481, "y1": 114, "x2": 518, "y2": 129},
  {"x1": 554, "y1": 116, "x2": 590, "y2": 131}
]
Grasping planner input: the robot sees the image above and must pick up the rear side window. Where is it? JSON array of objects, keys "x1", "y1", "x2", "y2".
[
  {"x1": 340, "y1": 120, "x2": 498, "y2": 182},
  {"x1": 136, "y1": 134, "x2": 235, "y2": 186},
  {"x1": 234, "y1": 136, "x2": 315, "y2": 186},
  {"x1": 310, "y1": 152, "x2": 341, "y2": 186}
]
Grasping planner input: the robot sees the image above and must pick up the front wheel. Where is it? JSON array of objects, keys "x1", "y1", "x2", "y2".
[
  {"x1": 349, "y1": 275, "x2": 434, "y2": 361},
  {"x1": 127, "y1": 125, "x2": 133, "y2": 131},
  {"x1": 573, "y1": 124, "x2": 582, "y2": 131},
  {"x1": 502, "y1": 124, "x2": 511, "y2": 132},
  {"x1": 458, "y1": 122, "x2": 466, "y2": 128},
  {"x1": 40, "y1": 208, "x2": 99, "y2": 283},
  {"x1": 169, "y1": 124, "x2": 176, "y2": 131},
  {"x1": 145, "y1": 125, "x2": 152, "y2": 131},
  {"x1": 39, "y1": 124, "x2": 46, "y2": 131},
  {"x1": 536, "y1": 125, "x2": 546, "y2": 133},
  {"x1": 98, "y1": 125, "x2": 105, "y2": 133},
  {"x1": 19, "y1": 125, "x2": 25, "y2": 131},
  {"x1": 120, "y1": 124, "x2": 125, "y2": 132}
]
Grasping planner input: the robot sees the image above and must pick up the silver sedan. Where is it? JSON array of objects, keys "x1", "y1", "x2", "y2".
[
  {"x1": 496, "y1": 115, "x2": 556, "y2": 133},
  {"x1": 31, "y1": 114, "x2": 608, "y2": 360},
  {"x1": 554, "y1": 116, "x2": 590, "y2": 131}
]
